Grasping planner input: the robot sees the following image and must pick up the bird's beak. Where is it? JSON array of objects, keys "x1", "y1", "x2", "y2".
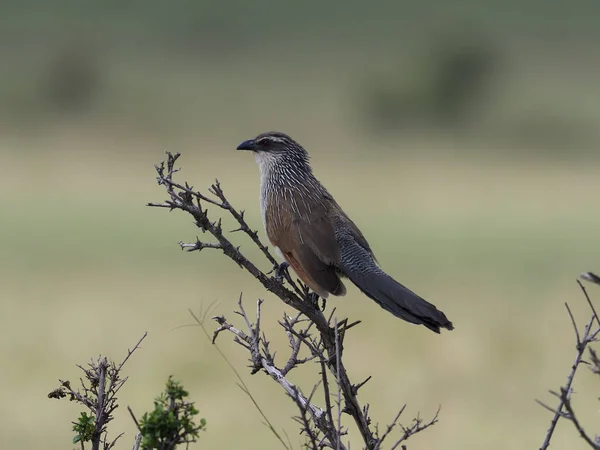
[{"x1": 236, "y1": 139, "x2": 255, "y2": 151}]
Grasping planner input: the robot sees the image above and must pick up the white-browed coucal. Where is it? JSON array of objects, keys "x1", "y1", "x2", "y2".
[{"x1": 237, "y1": 131, "x2": 453, "y2": 333}]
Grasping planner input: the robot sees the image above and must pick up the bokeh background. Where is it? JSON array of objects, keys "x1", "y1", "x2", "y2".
[{"x1": 2, "y1": 1, "x2": 600, "y2": 449}]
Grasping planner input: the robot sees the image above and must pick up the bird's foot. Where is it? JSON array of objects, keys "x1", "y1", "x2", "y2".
[
  {"x1": 274, "y1": 262, "x2": 293, "y2": 284},
  {"x1": 307, "y1": 292, "x2": 326, "y2": 311}
]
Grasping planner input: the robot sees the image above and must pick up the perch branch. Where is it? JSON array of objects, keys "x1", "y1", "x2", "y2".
[{"x1": 150, "y1": 152, "x2": 439, "y2": 449}]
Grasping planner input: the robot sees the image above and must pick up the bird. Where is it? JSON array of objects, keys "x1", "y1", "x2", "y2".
[{"x1": 237, "y1": 131, "x2": 453, "y2": 333}]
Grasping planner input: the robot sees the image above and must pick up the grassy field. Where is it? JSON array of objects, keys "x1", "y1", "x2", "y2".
[{"x1": 1, "y1": 126, "x2": 600, "y2": 449}]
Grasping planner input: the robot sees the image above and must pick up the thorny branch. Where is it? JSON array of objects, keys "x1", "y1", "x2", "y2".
[
  {"x1": 149, "y1": 152, "x2": 438, "y2": 449},
  {"x1": 48, "y1": 333, "x2": 148, "y2": 450},
  {"x1": 214, "y1": 296, "x2": 346, "y2": 449},
  {"x1": 538, "y1": 275, "x2": 600, "y2": 450}
]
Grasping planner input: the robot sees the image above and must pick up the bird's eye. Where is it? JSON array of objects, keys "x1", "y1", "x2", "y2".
[{"x1": 257, "y1": 139, "x2": 270, "y2": 147}]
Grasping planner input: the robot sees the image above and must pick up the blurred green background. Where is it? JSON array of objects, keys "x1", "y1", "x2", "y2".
[{"x1": 1, "y1": 1, "x2": 600, "y2": 449}]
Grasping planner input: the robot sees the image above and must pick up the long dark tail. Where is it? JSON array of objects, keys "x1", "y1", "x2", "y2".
[{"x1": 338, "y1": 240, "x2": 453, "y2": 333}]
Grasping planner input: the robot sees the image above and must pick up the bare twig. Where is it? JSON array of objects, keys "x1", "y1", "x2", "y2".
[
  {"x1": 539, "y1": 279, "x2": 600, "y2": 449},
  {"x1": 213, "y1": 299, "x2": 347, "y2": 449},
  {"x1": 92, "y1": 358, "x2": 108, "y2": 450},
  {"x1": 132, "y1": 433, "x2": 142, "y2": 450},
  {"x1": 334, "y1": 318, "x2": 343, "y2": 450},
  {"x1": 49, "y1": 333, "x2": 148, "y2": 450},
  {"x1": 190, "y1": 308, "x2": 291, "y2": 450},
  {"x1": 261, "y1": 360, "x2": 327, "y2": 427},
  {"x1": 566, "y1": 302, "x2": 582, "y2": 347},
  {"x1": 116, "y1": 332, "x2": 148, "y2": 373},
  {"x1": 389, "y1": 407, "x2": 440, "y2": 450},
  {"x1": 180, "y1": 240, "x2": 223, "y2": 252},
  {"x1": 293, "y1": 384, "x2": 322, "y2": 450},
  {"x1": 128, "y1": 406, "x2": 141, "y2": 431},
  {"x1": 320, "y1": 358, "x2": 336, "y2": 447},
  {"x1": 578, "y1": 280, "x2": 600, "y2": 327},
  {"x1": 376, "y1": 405, "x2": 407, "y2": 448},
  {"x1": 559, "y1": 387, "x2": 599, "y2": 449}
]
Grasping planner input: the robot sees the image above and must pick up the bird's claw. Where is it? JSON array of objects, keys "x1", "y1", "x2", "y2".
[
  {"x1": 308, "y1": 292, "x2": 325, "y2": 311},
  {"x1": 274, "y1": 262, "x2": 292, "y2": 283},
  {"x1": 273, "y1": 263, "x2": 325, "y2": 311}
]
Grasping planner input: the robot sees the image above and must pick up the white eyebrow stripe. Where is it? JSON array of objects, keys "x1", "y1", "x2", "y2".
[{"x1": 259, "y1": 136, "x2": 286, "y2": 145}]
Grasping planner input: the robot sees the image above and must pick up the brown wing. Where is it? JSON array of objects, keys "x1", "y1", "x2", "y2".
[{"x1": 265, "y1": 189, "x2": 346, "y2": 297}]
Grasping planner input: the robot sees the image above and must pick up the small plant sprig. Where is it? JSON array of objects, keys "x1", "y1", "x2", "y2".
[
  {"x1": 129, "y1": 376, "x2": 207, "y2": 450},
  {"x1": 72, "y1": 412, "x2": 95, "y2": 445}
]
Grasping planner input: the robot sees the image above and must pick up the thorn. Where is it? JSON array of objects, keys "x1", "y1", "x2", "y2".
[
  {"x1": 343, "y1": 320, "x2": 362, "y2": 331},
  {"x1": 352, "y1": 376, "x2": 372, "y2": 394}
]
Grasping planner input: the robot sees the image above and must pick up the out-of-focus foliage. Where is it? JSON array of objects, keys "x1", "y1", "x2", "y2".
[
  {"x1": 42, "y1": 44, "x2": 103, "y2": 114},
  {"x1": 1, "y1": 0, "x2": 599, "y2": 158},
  {"x1": 358, "y1": 29, "x2": 499, "y2": 131}
]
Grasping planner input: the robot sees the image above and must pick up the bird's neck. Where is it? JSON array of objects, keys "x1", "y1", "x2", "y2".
[
  {"x1": 256, "y1": 153, "x2": 315, "y2": 193},
  {"x1": 256, "y1": 154, "x2": 318, "y2": 229}
]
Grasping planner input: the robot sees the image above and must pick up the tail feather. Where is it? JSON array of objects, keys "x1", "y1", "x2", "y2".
[
  {"x1": 338, "y1": 238, "x2": 453, "y2": 333},
  {"x1": 347, "y1": 269, "x2": 453, "y2": 333}
]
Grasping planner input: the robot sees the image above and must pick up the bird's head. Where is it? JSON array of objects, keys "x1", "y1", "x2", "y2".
[{"x1": 236, "y1": 131, "x2": 310, "y2": 169}]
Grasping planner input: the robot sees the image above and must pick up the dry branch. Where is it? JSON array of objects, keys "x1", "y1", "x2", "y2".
[
  {"x1": 149, "y1": 152, "x2": 439, "y2": 449},
  {"x1": 538, "y1": 276, "x2": 600, "y2": 449},
  {"x1": 48, "y1": 333, "x2": 148, "y2": 450}
]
